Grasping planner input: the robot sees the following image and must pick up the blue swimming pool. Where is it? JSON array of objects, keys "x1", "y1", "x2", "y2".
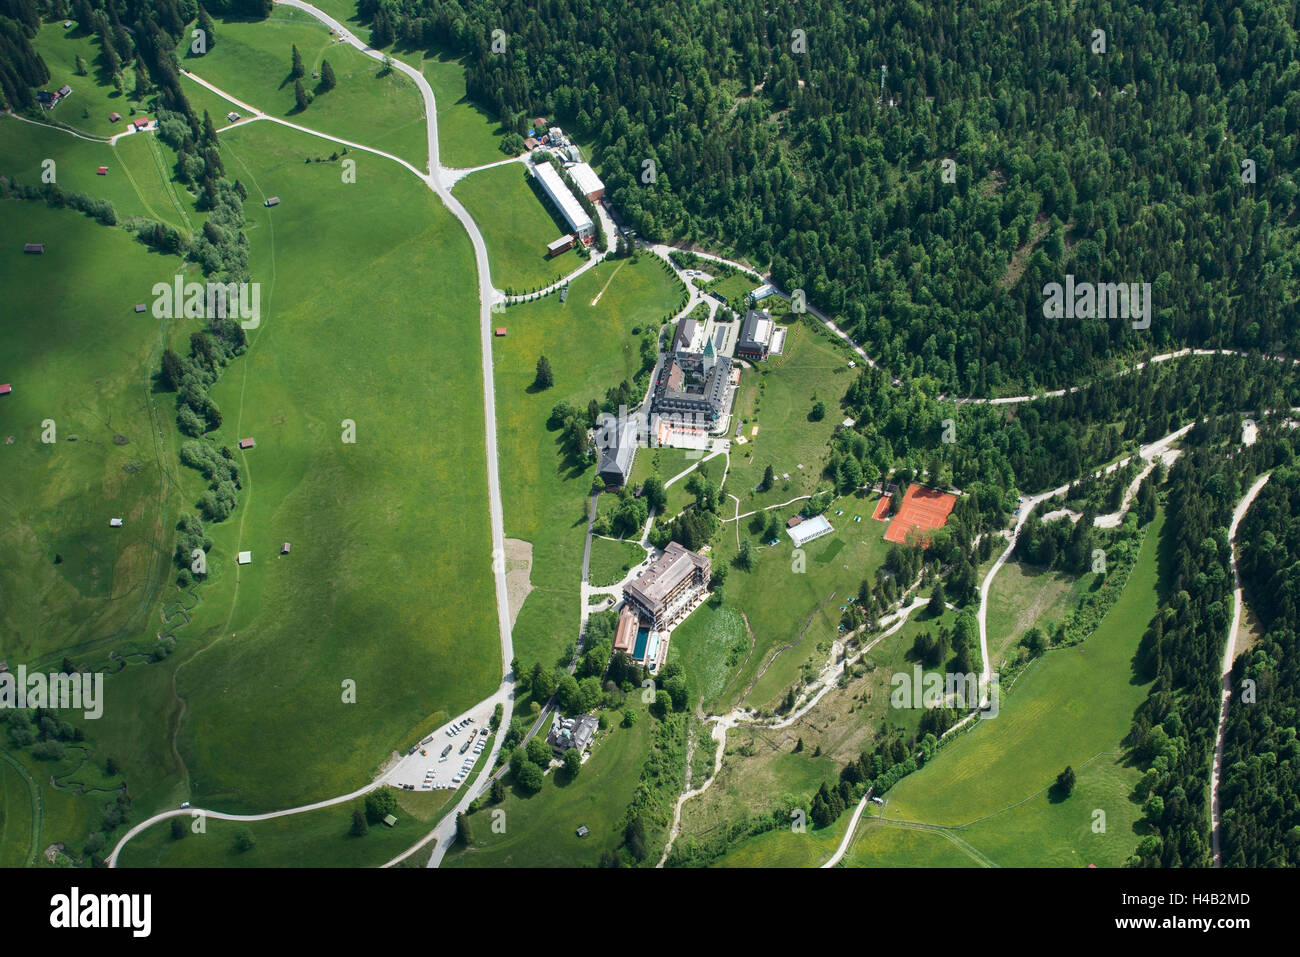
[{"x1": 633, "y1": 627, "x2": 649, "y2": 660}]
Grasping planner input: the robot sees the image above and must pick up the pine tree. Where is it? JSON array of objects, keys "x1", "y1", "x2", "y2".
[
  {"x1": 197, "y1": 6, "x2": 216, "y2": 51},
  {"x1": 456, "y1": 812, "x2": 472, "y2": 846},
  {"x1": 350, "y1": 807, "x2": 368, "y2": 836},
  {"x1": 319, "y1": 58, "x2": 336, "y2": 92},
  {"x1": 534, "y1": 355, "x2": 553, "y2": 389},
  {"x1": 293, "y1": 78, "x2": 311, "y2": 112},
  {"x1": 290, "y1": 44, "x2": 304, "y2": 79},
  {"x1": 74, "y1": 54, "x2": 87, "y2": 76}
]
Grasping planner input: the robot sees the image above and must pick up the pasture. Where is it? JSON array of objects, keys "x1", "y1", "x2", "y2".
[
  {"x1": 875, "y1": 510, "x2": 1164, "y2": 863},
  {"x1": 175, "y1": 10, "x2": 430, "y2": 170},
  {"x1": 165, "y1": 119, "x2": 499, "y2": 811},
  {"x1": 453, "y1": 161, "x2": 579, "y2": 293}
]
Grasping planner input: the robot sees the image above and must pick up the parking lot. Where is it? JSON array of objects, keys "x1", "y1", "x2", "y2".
[{"x1": 385, "y1": 705, "x2": 496, "y2": 792}]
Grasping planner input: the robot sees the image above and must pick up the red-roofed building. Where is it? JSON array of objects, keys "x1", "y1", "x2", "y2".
[
  {"x1": 238, "y1": 437, "x2": 256, "y2": 450},
  {"x1": 0, "y1": 384, "x2": 11, "y2": 395},
  {"x1": 133, "y1": 117, "x2": 150, "y2": 130},
  {"x1": 108, "y1": 112, "x2": 121, "y2": 122},
  {"x1": 494, "y1": 328, "x2": 507, "y2": 337},
  {"x1": 97, "y1": 166, "x2": 108, "y2": 175}
]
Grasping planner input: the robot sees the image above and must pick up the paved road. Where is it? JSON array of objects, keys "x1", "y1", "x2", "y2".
[{"x1": 1211, "y1": 471, "x2": 1272, "y2": 867}]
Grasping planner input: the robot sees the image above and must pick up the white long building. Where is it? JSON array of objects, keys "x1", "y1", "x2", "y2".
[{"x1": 530, "y1": 160, "x2": 594, "y2": 241}]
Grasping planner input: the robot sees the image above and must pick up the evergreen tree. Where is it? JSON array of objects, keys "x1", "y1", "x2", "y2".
[
  {"x1": 319, "y1": 58, "x2": 336, "y2": 91},
  {"x1": 290, "y1": 44, "x2": 304, "y2": 79}
]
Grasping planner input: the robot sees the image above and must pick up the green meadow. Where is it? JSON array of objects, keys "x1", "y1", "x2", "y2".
[
  {"x1": 874, "y1": 510, "x2": 1165, "y2": 865},
  {"x1": 841, "y1": 816, "x2": 987, "y2": 867},
  {"x1": 116, "y1": 794, "x2": 435, "y2": 867},
  {"x1": 587, "y1": 536, "x2": 647, "y2": 587},
  {"x1": 164, "y1": 119, "x2": 499, "y2": 811},
  {"x1": 424, "y1": 55, "x2": 512, "y2": 169},
  {"x1": 177, "y1": 11, "x2": 429, "y2": 170},
  {"x1": 985, "y1": 559, "x2": 1094, "y2": 668},
  {"x1": 724, "y1": 321, "x2": 858, "y2": 512},
  {"x1": 0, "y1": 118, "x2": 195, "y2": 231},
  {"x1": 444, "y1": 703, "x2": 652, "y2": 868},
  {"x1": 492, "y1": 255, "x2": 683, "y2": 670},
  {"x1": 710, "y1": 806, "x2": 854, "y2": 868},
  {"x1": 453, "y1": 161, "x2": 580, "y2": 293},
  {"x1": 30, "y1": 20, "x2": 149, "y2": 139},
  {"x1": 0, "y1": 202, "x2": 184, "y2": 666}
]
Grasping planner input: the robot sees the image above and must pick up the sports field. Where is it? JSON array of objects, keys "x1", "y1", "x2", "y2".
[{"x1": 884, "y1": 485, "x2": 957, "y2": 545}]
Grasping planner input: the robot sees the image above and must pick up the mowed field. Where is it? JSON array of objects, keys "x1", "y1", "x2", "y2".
[
  {"x1": 176, "y1": 10, "x2": 429, "y2": 170},
  {"x1": 0, "y1": 118, "x2": 196, "y2": 232},
  {"x1": 423, "y1": 55, "x2": 511, "y2": 169},
  {"x1": 724, "y1": 322, "x2": 857, "y2": 512},
  {"x1": 985, "y1": 560, "x2": 1094, "y2": 668},
  {"x1": 165, "y1": 119, "x2": 499, "y2": 812},
  {"x1": 492, "y1": 255, "x2": 683, "y2": 670},
  {"x1": 587, "y1": 536, "x2": 647, "y2": 587},
  {"x1": 452, "y1": 161, "x2": 580, "y2": 293},
  {"x1": 0, "y1": 202, "x2": 185, "y2": 665},
  {"x1": 870, "y1": 509, "x2": 1166, "y2": 866}
]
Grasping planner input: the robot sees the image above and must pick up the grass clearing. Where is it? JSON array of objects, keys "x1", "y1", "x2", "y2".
[
  {"x1": 985, "y1": 560, "x2": 1093, "y2": 668},
  {"x1": 587, "y1": 536, "x2": 646, "y2": 587},
  {"x1": 423, "y1": 55, "x2": 511, "y2": 169},
  {"x1": 178, "y1": 11, "x2": 429, "y2": 170},
  {"x1": 876, "y1": 510, "x2": 1165, "y2": 864},
  {"x1": 165, "y1": 119, "x2": 498, "y2": 811},
  {"x1": 453, "y1": 161, "x2": 580, "y2": 293}
]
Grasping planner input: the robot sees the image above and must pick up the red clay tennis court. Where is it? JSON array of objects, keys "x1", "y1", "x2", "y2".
[
  {"x1": 871, "y1": 496, "x2": 892, "y2": 522},
  {"x1": 884, "y1": 485, "x2": 958, "y2": 544}
]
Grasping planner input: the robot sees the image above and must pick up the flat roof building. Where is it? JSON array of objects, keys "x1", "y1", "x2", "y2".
[
  {"x1": 547, "y1": 234, "x2": 574, "y2": 257},
  {"x1": 788, "y1": 514, "x2": 834, "y2": 547},
  {"x1": 624, "y1": 541, "x2": 711, "y2": 630},
  {"x1": 671, "y1": 316, "x2": 703, "y2": 354},
  {"x1": 736, "y1": 309, "x2": 774, "y2": 361},
  {"x1": 530, "y1": 160, "x2": 593, "y2": 241},
  {"x1": 569, "y1": 162, "x2": 605, "y2": 201}
]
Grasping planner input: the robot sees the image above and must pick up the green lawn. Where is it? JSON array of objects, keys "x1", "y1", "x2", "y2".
[
  {"x1": 0, "y1": 756, "x2": 38, "y2": 867},
  {"x1": 711, "y1": 807, "x2": 854, "y2": 867},
  {"x1": 177, "y1": 11, "x2": 430, "y2": 170},
  {"x1": 0, "y1": 118, "x2": 197, "y2": 232},
  {"x1": 116, "y1": 795, "x2": 436, "y2": 867},
  {"x1": 453, "y1": 161, "x2": 580, "y2": 293},
  {"x1": 423, "y1": 55, "x2": 511, "y2": 169},
  {"x1": 985, "y1": 559, "x2": 1093, "y2": 668},
  {"x1": 161, "y1": 119, "x2": 499, "y2": 812},
  {"x1": 587, "y1": 536, "x2": 647, "y2": 587},
  {"x1": 493, "y1": 255, "x2": 683, "y2": 670},
  {"x1": 444, "y1": 705, "x2": 652, "y2": 867},
  {"x1": 840, "y1": 816, "x2": 987, "y2": 867},
  {"x1": 725, "y1": 322, "x2": 858, "y2": 513},
  {"x1": 0, "y1": 203, "x2": 184, "y2": 665},
  {"x1": 876, "y1": 510, "x2": 1165, "y2": 865}
]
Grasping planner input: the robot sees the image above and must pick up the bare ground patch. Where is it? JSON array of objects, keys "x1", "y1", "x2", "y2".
[{"x1": 504, "y1": 538, "x2": 534, "y2": 631}]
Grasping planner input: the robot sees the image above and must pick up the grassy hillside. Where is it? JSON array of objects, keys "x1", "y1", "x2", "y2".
[
  {"x1": 159, "y1": 119, "x2": 499, "y2": 812},
  {"x1": 453, "y1": 161, "x2": 580, "y2": 293}
]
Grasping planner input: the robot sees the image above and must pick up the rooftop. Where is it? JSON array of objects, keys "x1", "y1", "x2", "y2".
[{"x1": 625, "y1": 541, "x2": 709, "y2": 609}]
